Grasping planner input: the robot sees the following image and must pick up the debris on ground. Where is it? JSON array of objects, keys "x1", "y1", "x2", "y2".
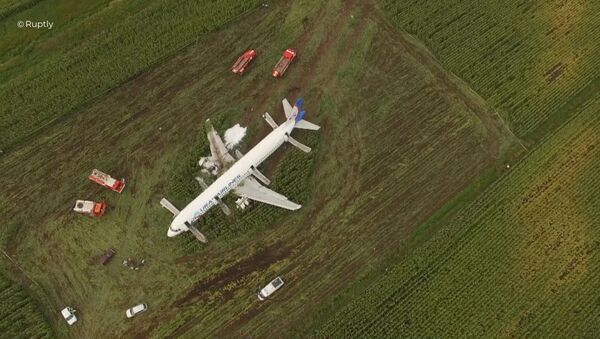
[
  {"x1": 100, "y1": 248, "x2": 116, "y2": 265},
  {"x1": 123, "y1": 257, "x2": 145, "y2": 270}
]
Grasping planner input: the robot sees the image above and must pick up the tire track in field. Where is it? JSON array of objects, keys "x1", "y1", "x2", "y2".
[
  {"x1": 372, "y1": 7, "x2": 522, "y2": 155},
  {"x1": 215, "y1": 0, "x2": 520, "y2": 336},
  {"x1": 211, "y1": 1, "x2": 372, "y2": 337}
]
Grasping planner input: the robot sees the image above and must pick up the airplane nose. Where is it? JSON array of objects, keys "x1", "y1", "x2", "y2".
[
  {"x1": 167, "y1": 226, "x2": 180, "y2": 237},
  {"x1": 168, "y1": 221, "x2": 190, "y2": 238}
]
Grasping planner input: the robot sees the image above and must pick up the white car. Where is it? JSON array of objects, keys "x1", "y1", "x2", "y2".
[
  {"x1": 258, "y1": 276, "x2": 284, "y2": 301},
  {"x1": 61, "y1": 307, "x2": 77, "y2": 325},
  {"x1": 126, "y1": 303, "x2": 148, "y2": 318}
]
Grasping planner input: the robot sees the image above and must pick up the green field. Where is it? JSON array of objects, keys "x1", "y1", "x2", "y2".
[
  {"x1": 311, "y1": 2, "x2": 600, "y2": 336},
  {"x1": 0, "y1": 272, "x2": 54, "y2": 338},
  {"x1": 383, "y1": 0, "x2": 600, "y2": 138},
  {"x1": 0, "y1": 0, "x2": 598, "y2": 337},
  {"x1": 0, "y1": 0, "x2": 261, "y2": 150},
  {"x1": 317, "y1": 94, "x2": 600, "y2": 337}
]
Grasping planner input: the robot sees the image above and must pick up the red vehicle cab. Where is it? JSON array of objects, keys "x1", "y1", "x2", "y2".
[
  {"x1": 272, "y1": 49, "x2": 296, "y2": 77},
  {"x1": 231, "y1": 49, "x2": 257, "y2": 74}
]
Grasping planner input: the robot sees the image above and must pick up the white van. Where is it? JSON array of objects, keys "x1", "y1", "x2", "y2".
[
  {"x1": 258, "y1": 276, "x2": 284, "y2": 301},
  {"x1": 61, "y1": 307, "x2": 77, "y2": 325}
]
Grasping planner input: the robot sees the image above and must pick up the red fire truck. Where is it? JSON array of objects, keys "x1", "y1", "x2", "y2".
[
  {"x1": 272, "y1": 49, "x2": 296, "y2": 77},
  {"x1": 89, "y1": 169, "x2": 125, "y2": 193},
  {"x1": 231, "y1": 49, "x2": 257, "y2": 74},
  {"x1": 73, "y1": 200, "x2": 107, "y2": 217}
]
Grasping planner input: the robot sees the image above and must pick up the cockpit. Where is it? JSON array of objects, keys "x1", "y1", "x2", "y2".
[
  {"x1": 167, "y1": 221, "x2": 193, "y2": 237},
  {"x1": 167, "y1": 224, "x2": 184, "y2": 237}
]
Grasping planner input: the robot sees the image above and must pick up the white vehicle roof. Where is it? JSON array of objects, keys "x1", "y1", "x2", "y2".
[
  {"x1": 91, "y1": 169, "x2": 117, "y2": 187},
  {"x1": 259, "y1": 276, "x2": 284, "y2": 300},
  {"x1": 61, "y1": 307, "x2": 77, "y2": 325},
  {"x1": 131, "y1": 304, "x2": 146, "y2": 312},
  {"x1": 126, "y1": 303, "x2": 147, "y2": 318},
  {"x1": 73, "y1": 200, "x2": 94, "y2": 213}
]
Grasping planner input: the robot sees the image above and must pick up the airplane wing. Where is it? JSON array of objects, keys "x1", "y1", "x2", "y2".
[
  {"x1": 234, "y1": 177, "x2": 301, "y2": 210},
  {"x1": 282, "y1": 98, "x2": 294, "y2": 119},
  {"x1": 206, "y1": 119, "x2": 236, "y2": 169}
]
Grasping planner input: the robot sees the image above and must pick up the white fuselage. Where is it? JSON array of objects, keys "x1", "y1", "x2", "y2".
[{"x1": 168, "y1": 119, "x2": 295, "y2": 237}]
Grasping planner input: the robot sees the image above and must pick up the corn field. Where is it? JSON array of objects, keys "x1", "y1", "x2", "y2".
[
  {"x1": 0, "y1": 0, "x2": 261, "y2": 150},
  {"x1": 0, "y1": 273, "x2": 54, "y2": 338},
  {"x1": 316, "y1": 95, "x2": 600, "y2": 337},
  {"x1": 383, "y1": 0, "x2": 600, "y2": 136}
]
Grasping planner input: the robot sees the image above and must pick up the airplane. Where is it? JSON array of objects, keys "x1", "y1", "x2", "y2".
[{"x1": 160, "y1": 97, "x2": 320, "y2": 242}]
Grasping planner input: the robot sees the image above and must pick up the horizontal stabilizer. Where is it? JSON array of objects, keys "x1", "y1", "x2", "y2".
[
  {"x1": 263, "y1": 112, "x2": 278, "y2": 129},
  {"x1": 286, "y1": 134, "x2": 311, "y2": 153},
  {"x1": 189, "y1": 225, "x2": 208, "y2": 243},
  {"x1": 295, "y1": 119, "x2": 320, "y2": 131},
  {"x1": 160, "y1": 198, "x2": 180, "y2": 217},
  {"x1": 250, "y1": 166, "x2": 271, "y2": 185},
  {"x1": 282, "y1": 99, "x2": 293, "y2": 119}
]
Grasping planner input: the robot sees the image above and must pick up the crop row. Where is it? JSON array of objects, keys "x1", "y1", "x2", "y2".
[
  {"x1": 315, "y1": 96, "x2": 600, "y2": 337},
  {"x1": 0, "y1": 0, "x2": 261, "y2": 150},
  {"x1": 382, "y1": 0, "x2": 600, "y2": 137},
  {"x1": 0, "y1": 273, "x2": 54, "y2": 338}
]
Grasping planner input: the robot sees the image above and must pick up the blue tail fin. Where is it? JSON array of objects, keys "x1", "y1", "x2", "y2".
[
  {"x1": 292, "y1": 97, "x2": 320, "y2": 130},
  {"x1": 294, "y1": 97, "x2": 303, "y2": 111}
]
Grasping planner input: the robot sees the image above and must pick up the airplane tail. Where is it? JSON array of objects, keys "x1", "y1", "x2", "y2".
[
  {"x1": 291, "y1": 97, "x2": 320, "y2": 130},
  {"x1": 295, "y1": 118, "x2": 320, "y2": 130}
]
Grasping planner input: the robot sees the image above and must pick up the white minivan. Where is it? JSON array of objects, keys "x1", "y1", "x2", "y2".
[
  {"x1": 126, "y1": 303, "x2": 148, "y2": 318},
  {"x1": 258, "y1": 276, "x2": 284, "y2": 301}
]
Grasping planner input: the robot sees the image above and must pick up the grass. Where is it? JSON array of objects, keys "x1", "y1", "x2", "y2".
[
  {"x1": 316, "y1": 93, "x2": 600, "y2": 337},
  {"x1": 382, "y1": 0, "x2": 600, "y2": 138},
  {"x1": 0, "y1": 0, "x2": 262, "y2": 150}
]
